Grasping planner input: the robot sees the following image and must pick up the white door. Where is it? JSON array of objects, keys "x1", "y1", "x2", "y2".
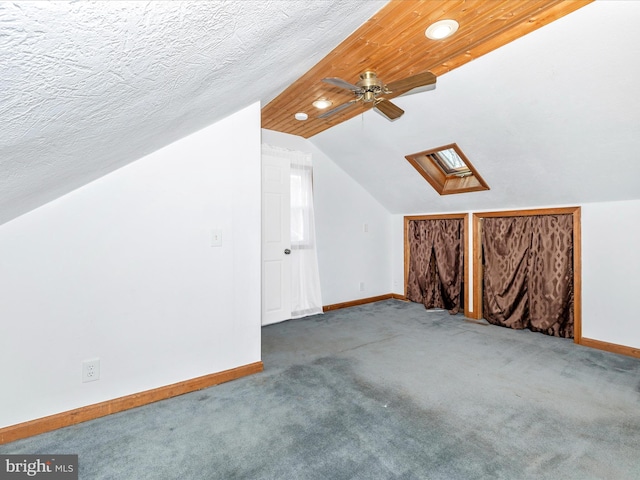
[{"x1": 262, "y1": 154, "x2": 291, "y2": 325}]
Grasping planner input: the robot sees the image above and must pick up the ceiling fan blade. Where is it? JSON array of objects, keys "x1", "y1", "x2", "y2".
[
  {"x1": 385, "y1": 71, "x2": 436, "y2": 94},
  {"x1": 374, "y1": 99, "x2": 404, "y2": 120},
  {"x1": 322, "y1": 77, "x2": 361, "y2": 92},
  {"x1": 397, "y1": 82, "x2": 436, "y2": 97},
  {"x1": 317, "y1": 98, "x2": 360, "y2": 119}
]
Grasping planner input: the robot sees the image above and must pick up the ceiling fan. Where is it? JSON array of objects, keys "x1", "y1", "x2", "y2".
[{"x1": 318, "y1": 70, "x2": 436, "y2": 120}]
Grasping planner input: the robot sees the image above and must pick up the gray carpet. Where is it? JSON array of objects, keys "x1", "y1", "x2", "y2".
[{"x1": 2, "y1": 300, "x2": 639, "y2": 479}]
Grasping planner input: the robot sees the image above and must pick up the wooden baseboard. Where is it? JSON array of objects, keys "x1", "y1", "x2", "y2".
[
  {"x1": 579, "y1": 338, "x2": 640, "y2": 359},
  {"x1": 0, "y1": 361, "x2": 263, "y2": 445},
  {"x1": 323, "y1": 293, "x2": 406, "y2": 312}
]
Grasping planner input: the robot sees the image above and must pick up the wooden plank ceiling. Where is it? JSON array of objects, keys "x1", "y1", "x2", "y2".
[{"x1": 261, "y1": 0, "x2": 592, "y2": 138}]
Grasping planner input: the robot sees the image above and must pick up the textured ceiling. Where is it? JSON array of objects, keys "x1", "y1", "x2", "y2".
[
  {"x1": 2, "y1": 1, "x2": 639, "y2": 225},
  {"x1": 0, "y1": 0, "x2": 386, "y2": 225},
  {"x1": 309, "y1": 1, "x2": 640, "y2": 214}
]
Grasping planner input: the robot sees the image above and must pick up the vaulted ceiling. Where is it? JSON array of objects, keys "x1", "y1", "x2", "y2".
[
  {"x1": 0, "y1": 0, "x2": 386, "y2": 224},
  {"x1": 1, "y1": 1, "x2": 639, "y2": 224},
  {"x1": 308, "y1": 0, "x2": 640, "y2": 213},
  {"x1": 262, "y1": 0, "x2": 589, "y2": 138}
]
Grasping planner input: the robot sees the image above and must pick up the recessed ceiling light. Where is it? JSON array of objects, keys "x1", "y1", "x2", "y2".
[
  {"x1": 294, "y1": 112, "x2": 308, "y2": 121},
  {"x1": 312, "y1": 99, "x2": 333, "y2": 109},
  {"x1": 425, "y1": 19, "x2": 459, "y2": 40}
]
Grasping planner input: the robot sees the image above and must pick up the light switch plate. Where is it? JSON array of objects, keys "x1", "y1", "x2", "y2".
[{"x1": 211, "y1": 229, "x2": 222, "y2": 247}]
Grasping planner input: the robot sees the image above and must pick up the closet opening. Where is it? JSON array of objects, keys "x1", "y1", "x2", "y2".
[
  {"x1": 404, "y1": 214, "x2": 470, "y2": 317},
  {"x1": 471, "y1": 207, "x2": 581, "y2": 342}
]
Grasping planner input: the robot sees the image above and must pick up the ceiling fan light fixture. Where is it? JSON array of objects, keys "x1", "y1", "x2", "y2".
[
  {"x1": 425, "y1": 19, "x2": 459, "y2": 40},
  {"x1": 294, "y1": 112, "x2": 308, "y2": 121},
  {"x1": 312, "y1": 99, "x2": 333, "y2": 109}
]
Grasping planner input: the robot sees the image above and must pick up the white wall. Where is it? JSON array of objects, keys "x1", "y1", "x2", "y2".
[
  {"x1": 392, "y1": 200, "x2": 640, "y2": 350},
  {"x1": 0, "y1": 103, "x2": 262, "y2": 428},
  {"x1": 391, "y1": 214, "x2": 406, "y2": 297},
  {"x1": 581, "y1": 199, "x2": 640, "y2": 348},
  {"x1": 262, "y1": 129, "x2": 392, "y2": 305}
]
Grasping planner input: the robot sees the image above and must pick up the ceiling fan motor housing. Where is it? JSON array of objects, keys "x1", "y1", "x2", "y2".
[{"x1": 357, "y1": 71, "x2": 384, "y2": 102}]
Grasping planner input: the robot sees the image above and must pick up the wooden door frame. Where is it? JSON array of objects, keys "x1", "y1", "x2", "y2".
[
  {"x1": 404, "y1": 213, "x2": 470, "y2": 318},
  {"x1": 471, "y1": 207, "x2": 582, "y2": 343}
]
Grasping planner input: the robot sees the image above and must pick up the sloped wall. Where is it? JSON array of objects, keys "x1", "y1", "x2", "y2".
[
  {"x1": 262, "y1": 129, "x2": 392, "y2": 306},
  {"x1": 0, "y1": 103, "x2": 262, "y2": 428}
]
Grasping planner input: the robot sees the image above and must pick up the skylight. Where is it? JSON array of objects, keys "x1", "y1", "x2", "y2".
[
  {"x1": 405, "y1": 143, "x2": 489, "y2": 195},
  {"x1": 429, "y1": 148, "x2": 470, "y2": 175}
]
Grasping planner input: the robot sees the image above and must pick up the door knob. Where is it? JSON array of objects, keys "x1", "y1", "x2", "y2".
[{"x1": 284, "y1": 249, "x2": 291, "y2": 255}]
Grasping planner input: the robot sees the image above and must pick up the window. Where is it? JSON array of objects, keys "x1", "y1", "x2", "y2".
[
  {"x1": 290, "y1": 164, "x2": 313, "y2": 247},
  {"x1": 430, "y1": 148, "x2": 470, "y2": 175},
  {"x1": 405, "y1": 143, "x2": 489, "y2": 195}
]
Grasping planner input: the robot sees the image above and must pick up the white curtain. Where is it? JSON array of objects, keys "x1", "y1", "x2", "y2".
[{"x1": 263, "y1": 144, "x2": 323, "y2": 319}]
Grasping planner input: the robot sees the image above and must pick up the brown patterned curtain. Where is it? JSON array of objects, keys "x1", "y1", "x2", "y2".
[
  {"x1": 406, "y1": 219, "x2": 463, "y2": 314},
  {"x1": 482, "y1": 215, "x2": 573, "y2": 338}
]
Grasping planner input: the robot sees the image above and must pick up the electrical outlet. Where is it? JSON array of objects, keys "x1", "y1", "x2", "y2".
[
  {"x1": 82, "y1": 358, "x2": 100, "y2": 383},
  {"x1": 359, "y1": 282, "x2": 365, "y2": 292}
]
